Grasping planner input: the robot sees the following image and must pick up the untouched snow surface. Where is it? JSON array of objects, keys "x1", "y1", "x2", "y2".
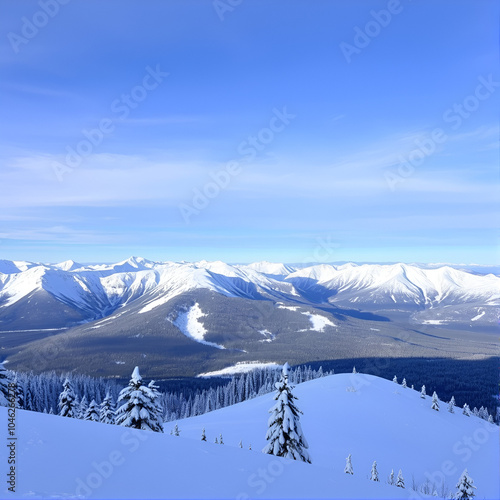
[
  {"x1": 301, "y1": 312, "x2": 336, "y2": 331},
  {"x1": 198, "y1": 362, "x2": 282, "y2": 377},
  {"x1": 179, "y1": 374, "x2": 499, "y2": 500},
  {"x1": 172, "y1": 303, "x2": 224, "y2": 349},
  {"x1": 6, "y1": 374, "x2": 495, "y2": 499},
  {"x1": 1, "y1": 374, "x2": 498, "y2": 498}
]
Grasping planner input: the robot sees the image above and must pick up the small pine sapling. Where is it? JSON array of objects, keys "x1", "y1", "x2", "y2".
[
  {"x1": 396, "y1": 469, "x2": 405, "y2": 488},
  {"x1": 344, "y1": 454, "x2": 353, "y2": 475},
  {"x1": 431, "y1": 391, "x2": 439, "y2": 411}
]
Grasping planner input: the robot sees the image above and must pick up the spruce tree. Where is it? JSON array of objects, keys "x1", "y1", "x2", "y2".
[
  {"x1": 463, "y1": 404, "x2": 471, "y2": 416},
  {"x1": 201, "y1": 428, "x2": 207, "y2": 441},
  {"x1": 115, "y1": 367, "x2": 163, "y2": 432},
  {"x1": 448, "y1": 396, "x2": 455, "y2": 413},
  {"x1": 431, "y1": 391, "x2": 439, "y2": 411},
  {"x1": 84, "y1": 400, "x2": 100, "y2": 422},
  {"x1": 0, "y1": 363, "x2": 11, "y2": 407},
  {"x1": 352, "y1": 366, "x2": 357, "y2": 374},
  {"x1": 455, "y1": 469, "x2": 476, "y2": 499},
  {"x1": 388, "y1": 469, "x2": 395, "y2": 485},
  {"x1": 173, "y1": 424, "x2": 180, "y2": 436},
  {"x1": 262, "y1": 363, "x2": 311, "y2": 463},
  {"x1": 370, "y1": 461, "x2": 379, "y2": 481},
  {"x1": 402, "y1": 378, "x2": 407, "y2": 388},
  {"x1": 215, "y1": 437, "x2": 218, "y2": 444},
  {"x1": 79, "y1": 395, "x2": 88, "y2": 419},
  {"x1": 396, "y1": 469, "x2": 405, "y2": 488},
  {"x1": 478, "y1": 407, "x2": 488, "y2": 420},
  {"x1": 219, "y1": 433, "x2": 224, "y2": 444},
  {"x1": 147, "y1": 380, "x2": 164, "y2": 426},
  {"x1": 488, "y1": 414, "x2": 494, "y2": 424},
  {"x1": 344, "y1": 454, "x2": 353, "y2": 474},
  {"x1": 420, "y1": 385, "x2": 426, "y2": 398},
  {"x1": 14, "y1": 375, "x2": 25, "y2": 409},
  {"x1": 393, "y1": 375, "x2": 398, "y2": 384},
  {"x1": 100, "y1": 392, "x2": 115, "y2": 424},
  {"x1": 239, "y1": 440, "x2": 243, "y2": 448},
  {"x1": 58, "y1": 378, "x2": 77, "y2": 418}
]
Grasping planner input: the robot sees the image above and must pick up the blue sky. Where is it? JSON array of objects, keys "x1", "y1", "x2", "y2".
[{"x1": 0, "y1": 0, "x2": 498, "y2": 264}]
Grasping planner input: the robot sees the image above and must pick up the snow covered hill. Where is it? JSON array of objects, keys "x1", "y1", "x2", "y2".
[
  {"x1": 1, "y1": 373, "x2": 497, "y2": 499},
  {"x1": 175, "y1": 373, "x2": 500, "y2": 499}
]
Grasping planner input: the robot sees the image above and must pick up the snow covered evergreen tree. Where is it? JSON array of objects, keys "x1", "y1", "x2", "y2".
[
  {"x1": 463, "y1": 404, "x2": 471, "y2": 416},
  {"x1": 393, "y1": 375, "x2": 398, "y2": 384},
  {"x1": 100, "y1": 392, "x2": 115, "y2": 424},
  {"x1": 219, "y1": 433, "x2": 224, "y2": 444},
  {"x1": 214, "y1": 437, "x2": 218, "y2": 444},
  {"x1": 14, "y1": 374, "x2": 24, "y2": 409},
  {"x1": 388, "y1": 469, "x2": 395, "y2": 485},
  {"x1": 344, "y1": 454, "x2": 353, "y2": 474},
  {"x1": 173, "y1": 424, "x2": 180, "y2": 436},
  {"x1": 420, "y1": 385, "x2": 426, "y2": 398},
  {"x1": 263, "y1": 362, "x2": 311, "y2": 463},
  {"x1": 84, "y1": 400, "x2": 100, "y2": 422},
  {"x1": 79, "y1": 395, "x2": 88, "y2": 419},
  {"x1": 0, "y1": 363, "x2": 11, "y2": 406},
  {"x1": 201, "y1": 428, "x2": 207, "y2": 441},
  {"x1": 488, "y1": 414, "x2": 494, "y2": 424},
  {"x1": 58, "y1": 378, "x2": 77, "y2": 418},
  {"x1": 455, "y1": 469, "x2": 476, "y2": 499},
  {"x1": 448, "y1": 396, "x2": 455, "y2": 413},
  {"x1": 115, "y1": 367, "x2": 163, "y2": 432},
  {"x1": 239, "y1": 440, "x2": 243, "y2": 448},
  {"x1": 402, "y1": 378, "x2": 407, "y2": 388},
  {"x1": 370, "y1": 461, "x2": 379, "y2": 481},
  {"x1": 396, "y1": 469, "x2": 405, "y2": 488},
  {"x1": 147, "y1": 380, "x2": 164, "y2": 427},
  {"x1": 352, "y1": 366, "x2": 357, "y2": 374},
  {"x1": 431, "y1": 392, "x2": 439, "y2": 411}
]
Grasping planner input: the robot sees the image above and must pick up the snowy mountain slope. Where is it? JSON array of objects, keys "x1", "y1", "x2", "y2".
[
  {"x1": 177, "y1": 373, "x2": 500, "y2": 499},
  {"x1": 0, "y1": 258, "x2": 497, "y2": 333},
  {"x1": 286, "y1": 263, "x2": 500, "y2": 310},
  {"x1": 5, "y1": 375, "x2": 491, "y2": 499}
]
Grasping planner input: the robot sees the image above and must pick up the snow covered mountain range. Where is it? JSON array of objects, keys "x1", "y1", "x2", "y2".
[
  {"x1": 0, "y1": 257, "x2": 497, "y2": 326},
  {"x1": 1, "y1": 258, "x2": 497, "y2": 378}
]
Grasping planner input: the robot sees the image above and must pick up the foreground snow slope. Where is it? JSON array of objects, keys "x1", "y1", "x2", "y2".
[
  {"x1": 3, "y1": 413, "x2": 411, "y2": 499},
  {"x1": 0, "y1": 374, "x2": 497, "y2": 499},
  {"x1": 179, "y1": 374, "x2": 499, "y2": 499}
]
